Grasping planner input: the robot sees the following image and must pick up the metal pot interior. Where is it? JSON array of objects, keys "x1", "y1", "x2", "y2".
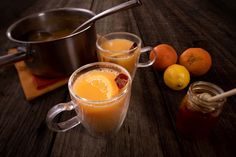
[{"x1": 7, "y1": 8, "x2": 95, "y2": 43}]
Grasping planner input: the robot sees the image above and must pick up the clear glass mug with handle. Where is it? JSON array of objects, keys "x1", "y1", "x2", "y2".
[
  {"x1": 96, "y1": 32, "x2": 156, "y2": 78},
  {"x1": 46, "y1": 62, "x2": 132, "y2": 138}
]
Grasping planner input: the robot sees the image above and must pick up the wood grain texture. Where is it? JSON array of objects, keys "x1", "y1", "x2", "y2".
[{"x1": 0, "y1": 0, "x2": 235, "y2": 157}]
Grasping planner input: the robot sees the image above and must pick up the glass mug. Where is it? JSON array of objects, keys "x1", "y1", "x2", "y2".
[
  {"x1": 46, "y1": 62, "x2": 132, "y2": 138},
  {"x1": 96, "y1": 32, "x2": 156, "y2": 78}
]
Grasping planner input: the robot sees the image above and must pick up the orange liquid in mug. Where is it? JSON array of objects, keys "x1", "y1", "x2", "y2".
[
  {"x1": 99, "y1": 39, "x2": 140, "y2": 77},
  {"x1": 72, "y1": 69, "x2": 129, "y2": 135}
]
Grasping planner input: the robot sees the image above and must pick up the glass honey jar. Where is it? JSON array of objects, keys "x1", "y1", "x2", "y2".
[{"x1": 176, "y1": 81, "x2": 227, "y2": 138}]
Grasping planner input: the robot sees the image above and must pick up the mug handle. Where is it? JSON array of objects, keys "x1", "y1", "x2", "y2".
[
  {"x1": 137, "y1": 46, "x2": 157, "y2": 68},
  {"x1": 46, "y1": 101, "x2": 80, "y2": 132}
]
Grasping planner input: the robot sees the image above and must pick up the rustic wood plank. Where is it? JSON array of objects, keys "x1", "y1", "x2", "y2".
[
  {"x1": 0, "y1": 0, "x2": 235, "y2": 157},
  {"x1": 132, "y1": 0, "x2": 236, "y2": 157},
  {"x1": 50, "y1": 0, "x2": 182, "y2": 157},
  {"x1": 0, "y1": 0, "x2": 94, "y2": 157},
  {"x1": 0, "y1": 65, "x2": 68, "y2": 157},
  {"x1": 91, "y1": 0, "x2": 140, "y2": 34}
]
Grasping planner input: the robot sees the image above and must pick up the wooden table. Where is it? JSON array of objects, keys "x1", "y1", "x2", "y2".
[{"x1": 0, "y1": 0, "x2": 235, "y2": 156}]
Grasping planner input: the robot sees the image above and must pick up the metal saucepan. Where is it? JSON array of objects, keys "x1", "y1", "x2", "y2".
[{"x1": 0, "y1": 0, "x2": 141, "y2": 78}]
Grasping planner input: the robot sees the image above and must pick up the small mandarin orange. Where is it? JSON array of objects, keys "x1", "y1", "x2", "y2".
[
  {"x1": 179, "y1": 48, "x2": 212, "y2": 76},
  {"x1": 150, "y1": 44, "x2": 178, "y2": 71}
]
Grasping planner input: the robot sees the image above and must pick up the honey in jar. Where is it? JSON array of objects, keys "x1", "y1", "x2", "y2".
[{"x1": 176, "y1": 81, "x2": 226, "y2": 138}]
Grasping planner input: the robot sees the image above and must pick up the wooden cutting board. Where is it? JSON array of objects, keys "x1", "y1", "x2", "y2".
[{"x1": 8, "y1": 48, "x2": 69, "y2": 100}]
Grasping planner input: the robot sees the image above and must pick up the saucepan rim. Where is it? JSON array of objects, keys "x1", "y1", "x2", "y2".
[{"x1": 6, "y1": 7, "x2": 96, "y2": 44}]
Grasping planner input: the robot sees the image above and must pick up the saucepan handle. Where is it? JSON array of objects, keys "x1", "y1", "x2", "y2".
[{"x1": 0, "y1": 47, "x2": 28, "y2": 67}]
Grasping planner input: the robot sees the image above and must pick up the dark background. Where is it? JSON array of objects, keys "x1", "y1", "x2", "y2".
[{"x1": 0, "y1": 0, "x2": 236, "y2": 52}]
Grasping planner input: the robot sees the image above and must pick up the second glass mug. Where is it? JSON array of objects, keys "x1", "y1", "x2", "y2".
[
  {"x1": 96, "y1": 32, "x2": 157, "y2": 78},
  {"x1": 46, "y1": 62, "x2": 132, "y2": 138}
]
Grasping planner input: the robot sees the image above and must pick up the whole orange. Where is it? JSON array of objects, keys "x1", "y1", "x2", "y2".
[
  {"x1": 179, "y1": 48, "x2": 212, "y2": 76},
  {"x1": 150, "y1": 44, "x2": 178, "y2": 71}
]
